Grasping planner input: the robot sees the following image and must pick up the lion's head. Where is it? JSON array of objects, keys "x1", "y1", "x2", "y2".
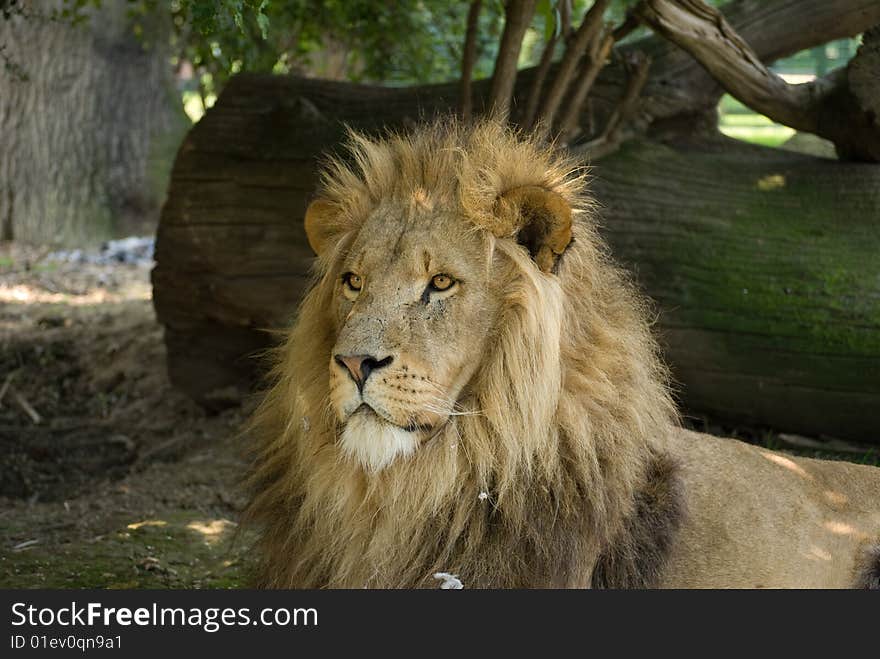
[
  {"x1": 245, "y1": 120, "x2": 677, "y2": 588},
  {"x1": 309, "y1": 138, "x2": 578, "y2": 472}
]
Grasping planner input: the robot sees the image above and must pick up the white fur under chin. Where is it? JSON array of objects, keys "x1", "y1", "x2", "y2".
[{"x1": 339, "y1": 412, "x2": 420, "y2": 472}]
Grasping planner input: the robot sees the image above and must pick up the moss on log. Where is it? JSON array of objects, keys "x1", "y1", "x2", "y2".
[{"x1": 593, "y1": 138, "x2": 880, "y2": 441}]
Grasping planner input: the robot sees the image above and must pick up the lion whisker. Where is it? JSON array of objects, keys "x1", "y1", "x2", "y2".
[{"x1": 420, "y1": 398, "x2": 485, "y2": 419}]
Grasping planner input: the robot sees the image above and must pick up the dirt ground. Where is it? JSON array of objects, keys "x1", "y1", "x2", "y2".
[
  {"x1": 1, "y1": 240, "x2": 876, "y2": 589},
  {"x1": 0, "y1": 242, "x2": 254, "y2": 588}
]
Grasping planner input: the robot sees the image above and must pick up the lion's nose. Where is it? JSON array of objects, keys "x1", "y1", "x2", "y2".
[{"x1": 334, "y1": 354, "x2": 393, "y2": 391}]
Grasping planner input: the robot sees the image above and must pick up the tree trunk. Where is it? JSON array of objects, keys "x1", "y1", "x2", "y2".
[
  {"x1": 487, "y1": 0, "x2": 536, "y2": 119},
  {"x1": 0, "y1": 2, "x2": 189, "y2": 245},
  {"x1": 459, "y1": 0, "x2": 482, "y2": 121},
  {"x1": 153, "y1": 74, "x2": 880, "y2": 441}
]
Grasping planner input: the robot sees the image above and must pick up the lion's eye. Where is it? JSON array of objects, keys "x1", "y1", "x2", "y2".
[
  {"x1": 422, "y1": 274, "x2": 458, "y2": 303},
  {"x1": 342, "y1": 272, "x2": 362, "y2": 299},
  {"x1": 429, "y1": 274, "x2": 455, "y2": 292}
]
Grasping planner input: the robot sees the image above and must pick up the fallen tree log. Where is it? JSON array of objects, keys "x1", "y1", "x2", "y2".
[
  {"x1": 593, "y1": 137, "x2": 880, "y2": 441},
  {"x1": 152, "y1": 73, "x2": 880, "y2": 442}
]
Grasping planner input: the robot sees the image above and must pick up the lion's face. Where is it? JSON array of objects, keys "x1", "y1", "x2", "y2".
[
  {"x1": 327, "y1": 201, "x2": 500, "y2": 471},
  {"x1": 303, "y1": 127, "x2": 576, "y2": 473}
]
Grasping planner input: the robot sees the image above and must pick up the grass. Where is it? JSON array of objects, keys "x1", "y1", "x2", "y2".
[
  {"x1": 717, "y1": 94, "x2": 798, "y2": 148},
  {"x1": 722, "y1": 114, "x2": 782, "y2": 127},
  {"x1": 718, "y1": 95, "x2": 796, "y2": 148},
  {"x1": 1, "y1": 511, "x2": 254, "y2": 589},
  {"x1": 718, "y1": 126, "x2": 795, "y2": 148},
  {"x1": 0, "y1": 256, "x2": 59, "y2": 273}
]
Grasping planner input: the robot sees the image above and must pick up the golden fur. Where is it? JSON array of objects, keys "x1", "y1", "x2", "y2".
[{"x1": 244, "y1": 119, "x2": 880, "y2": 589}]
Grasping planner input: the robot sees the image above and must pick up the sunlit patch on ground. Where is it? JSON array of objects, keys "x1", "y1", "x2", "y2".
[
  {"x1": 127, "y1": 520, "x2": 169, "y2": 530},
  {"x1": 0, "y1": 281, "x2": 151, "y2": 305},
  {"x1": 187, "y1": 519, "x2": 238, "y2": 545},
  {"x1": 823, "y1": 490, "x2": 848, "y2": 507}
]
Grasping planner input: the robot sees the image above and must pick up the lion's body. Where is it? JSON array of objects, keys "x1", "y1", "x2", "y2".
[
  {"x1": 245, "y1": 120, "x2": 880, "y2": 589},
  {"x1": 661, "y1": 429, "x2": 880, "y2": 588}
]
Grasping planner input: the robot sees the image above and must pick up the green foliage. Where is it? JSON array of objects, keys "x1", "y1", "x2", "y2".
[
  {"x1": 2, "y1": 0, "x2": 856, "y2": 106},
  {"x1": 173, "y1": 0, "x2": 268, "y2": 38},
  {"x1": 50, "y1": 0, "x2": 103, "y2": 25},
  {"x1": 174, "y1": 1, "x2": 506, "y2": 94},
  {"x1": 0, "y1": 0, "x2": 740, "y2": 90}
]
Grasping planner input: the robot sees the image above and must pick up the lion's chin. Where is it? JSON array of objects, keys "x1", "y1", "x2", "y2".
[{"x1": 338, "y1": 409, "x2": 420, "y2": 473}]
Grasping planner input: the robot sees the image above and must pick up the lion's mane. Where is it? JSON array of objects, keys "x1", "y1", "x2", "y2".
[{"x1": 244, "y1": 120, "x2": 681, "y2": 588}]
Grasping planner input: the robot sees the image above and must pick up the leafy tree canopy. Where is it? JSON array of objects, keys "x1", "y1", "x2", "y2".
[
  {"x1": 3, "y1": 0, "x2": 651, "y2": 88},
  {"x1": 0, "y1": 0, "x2": 767, "y2": 96}
]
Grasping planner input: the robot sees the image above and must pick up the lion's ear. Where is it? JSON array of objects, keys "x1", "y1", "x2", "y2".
[
  {"x1": 304, "y1": 198, "x2": 342, "y2": 256},
  {"x1": 495, "y1": 186, "x2": 573, "y2": 273}
]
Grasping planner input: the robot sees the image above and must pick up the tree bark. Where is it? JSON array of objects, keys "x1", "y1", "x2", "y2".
[
  {"x1": 459, "y1": 0, "x2": 482, "y2": 121},
  {"x1": 153, "y1": 74, "x2": 880, "y2": 441},
  {"x1": 593, "y1": 136, "x2": 880, "y2": 440},
  {"x1": 487, "y1": 0, "x2": 536, "y2": 119},
  {"x1": 0, "y1": 1, "x2": 189, "y2": 245}
]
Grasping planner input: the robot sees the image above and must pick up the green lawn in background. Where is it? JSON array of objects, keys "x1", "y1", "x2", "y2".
[{"x1": 718, "y1": 94, "x2": 795, "y2": 148}]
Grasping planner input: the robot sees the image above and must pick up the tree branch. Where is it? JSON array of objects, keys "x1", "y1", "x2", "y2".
[
  {"x1": 557, "y1": 24, "x2": 615, "y2": 141},
  {"x1": 488, "y1": 0, "x2": 537, "y2": 120},
  {"x1": 534, "y1": 0, "x2": 610, "y2": 134},
  {"x1": 612, "y1": 10, "x2": 640, "y2": 42},
  {"x1": 699, "y1": 0, "x2": 880, "y2": 67},
  {"x1": 522, "y1": 0, "x2": 571, "y2": 129},
  {"x1": 636, "y1": 0, "x2": 880, "y2": 160},
  {"x1": 560, "y1": 0, "x2": 572, "y2": 39},
  {"x1": 573, "y1": 51, "x2": 652, "y2": 158},
  {"x1": 636, "y1": 0, "x2": 825, "y2": 132},
  {"x1": 460, "y1": 0, "x2": 483, "y2": 121}
]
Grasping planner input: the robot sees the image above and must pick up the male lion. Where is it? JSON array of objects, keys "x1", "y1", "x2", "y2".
[{"x1": 245, "y1": 120, "x2": 880, "y2": 588}]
